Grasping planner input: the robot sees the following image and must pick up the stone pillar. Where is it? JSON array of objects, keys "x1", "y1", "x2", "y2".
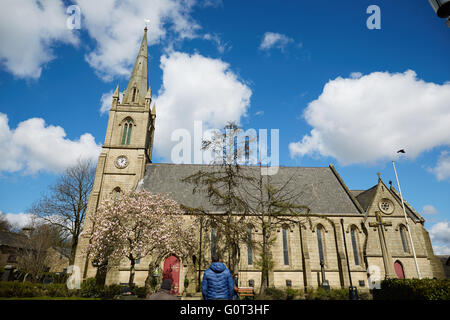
[
  {"x1": 332, "y1": 218, "x2": 351, "y2": 287},
  {"x1": 299, "y1": 224, "x2": 313, "y2": 289}
]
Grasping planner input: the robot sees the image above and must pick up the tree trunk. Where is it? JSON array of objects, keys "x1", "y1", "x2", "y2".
[
  {"x1": 70, "y1": 236, "x2": 78, "y2": 265},
  {"x1": 129, "y1": 258, "x2": 135, "y2": 288},
  {"x1": 259, "y1": 226, "x2": 270, "y2": 295}
]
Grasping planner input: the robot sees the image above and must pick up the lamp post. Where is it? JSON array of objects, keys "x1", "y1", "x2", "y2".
[
  {"x1": 392, "y1": 150, "x2": 422, "y2": 279},
  {"x1": 428, "y1": 0, "x2": 450, "y2": 27}
]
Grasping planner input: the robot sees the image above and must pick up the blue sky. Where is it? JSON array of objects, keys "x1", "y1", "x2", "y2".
[{"x1": 0, "y1": 0, "x2": 449, "y2": 253}]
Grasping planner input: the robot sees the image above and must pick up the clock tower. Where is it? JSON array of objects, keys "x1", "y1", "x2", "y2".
[{"x1": 74, "y1": 27, "x2": 156, "y2": 281}]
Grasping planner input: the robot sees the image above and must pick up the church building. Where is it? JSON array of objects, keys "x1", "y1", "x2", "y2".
[{"x1": 74, "y1": 28, "x2": 445, "y2": 294}]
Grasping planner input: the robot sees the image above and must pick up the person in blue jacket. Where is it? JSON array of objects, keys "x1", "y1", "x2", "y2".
[{"x1": 201, "y1": 253, "x2": 234, "y2": 300}]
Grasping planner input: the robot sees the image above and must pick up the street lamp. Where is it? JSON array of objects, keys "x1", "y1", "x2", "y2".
[
  {"x1": 392, "y1": 150, "x2": 422, "y2": 279},
  {"x1": 428, "y1": 0, "x2": 450, "y2": 27}
]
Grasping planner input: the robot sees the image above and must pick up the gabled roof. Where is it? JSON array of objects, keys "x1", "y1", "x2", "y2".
[
  {"x1": 389, "y1": 185, "x2": 423, "y2": 222},
  {"x1": 0, "y1": 231, "x2": 28, "y2": 249},
  {"x1": 349, "y1": 179, "x2": 424, "y2": 222},
  {"x1": 142, "y1": 163, "x2": 362, "y2": 215},
  {"x1": 353, "y1": 185, "x2": 378, "y2": 211},
  {"x1": 51, "y1": 246, "x2": 71, "y2": 259}
]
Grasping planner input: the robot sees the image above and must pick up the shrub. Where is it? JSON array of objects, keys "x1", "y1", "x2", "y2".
[
  {"x1": 286, "y1": 287, "x2": 303, "y2": 300},
  {"x1": 260, "y1": 287, "x2": 287, "y2": 300},
  {"x1": 372, "y1": 278, "x2": 450, "y2": 300},
  {"x1": 0, "y1": 282, "x2": 44, "y2": 298},
  {"x1": 102, "y1": 284, "x2": 122, "y2": 299},
  {"x1": 45, "y1": 284, "x2": 73, "y2": 297},
  {"x1": 328, "y1": 288, "x2": 349, "y2": 300},
  {"x1": 133, "y1": 286, "x2": 148, "y2": 298},
  {"x1": 80, "y1": 277, "x2": 101, "y2": 298},
  {"x1": 305, "y1": 287, "x2": 349, "y2": 300}
]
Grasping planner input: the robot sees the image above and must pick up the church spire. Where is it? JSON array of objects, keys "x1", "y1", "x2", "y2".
[{"x1": 123, "y1": 27, "x2": 149, "y2": 104}]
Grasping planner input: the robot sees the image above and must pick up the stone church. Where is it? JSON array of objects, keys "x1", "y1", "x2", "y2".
[{"x1": 74, "y1": 28, "x2": 445, "y2": 294}]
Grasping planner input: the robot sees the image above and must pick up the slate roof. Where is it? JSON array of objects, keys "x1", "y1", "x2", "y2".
[
  {"x1": 354, "y1": 185, "x2": 378, "y2": 211},
  {"x1": 52, "y1": 247, "x2": 71, "y2": 259},
  {"x1": 0, "y1": 231, "x2": 28, "y2": 249},
  {"x1": 142, "y1": 163, "x2": 362, "y2": 215}
]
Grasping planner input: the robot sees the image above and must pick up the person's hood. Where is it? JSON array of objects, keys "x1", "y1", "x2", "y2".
[{"x1": 210, "y1": 262, "x2": 226, "y2": 273}]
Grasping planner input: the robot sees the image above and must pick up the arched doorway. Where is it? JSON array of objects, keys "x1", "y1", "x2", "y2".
[
  {"x1": 163, "y1": 255, "x2": 180, "y2": 295},
  {"x1": 394, "y1": 260, "x2": 405, "y2": 279}
]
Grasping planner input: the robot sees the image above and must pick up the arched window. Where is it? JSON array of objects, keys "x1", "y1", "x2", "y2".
[
  {"x1": 350, "y1": 226, "x2": 360, "y2": 266},
  {"x1": 282, "y1": 227, "x2": 289, "y2": 265},
  {"x1": 247, "y1": 227, "x2": 253, "y2": 265},
  {"x1": 121, "y1": 118, "x2": 133, "y2": 145},
  {"x1": 211, "y1": 227, "x2": 217, "y2": 259},
  {"x1": 113, "y1": 187, "x2": 121, "y2": 200},
  {"x1": 400, "y1": 225, "x2": 410, "y2": 253},
  {"x1": 317, "y1": 225, "x2": 325, "y2": 264}
]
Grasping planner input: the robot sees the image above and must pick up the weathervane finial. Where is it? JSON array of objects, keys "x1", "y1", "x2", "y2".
[{"x1": 144, "y1": 19, "x2": 150, "y2": 31}]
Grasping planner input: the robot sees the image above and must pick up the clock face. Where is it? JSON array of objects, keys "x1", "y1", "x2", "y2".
[{"x1": 115, "y1": 156, "x2": 128, "y2": 169}]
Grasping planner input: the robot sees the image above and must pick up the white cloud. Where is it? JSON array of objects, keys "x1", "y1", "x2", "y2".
[
  {"x1": 350, "y1": 72, "x2": 363, "y2": 79},
  {"x1": 0, "y1": 0, "x2": 204, "y2": 80},
  {"x1": 432, "y1": 244, "x2": 450, "y2": 255},
  {"x1": 0, "y1": 113, "x2": 101, "y2": 174},
  {"x1": 259, "y1": 32, "x2": 294, "y2": 51},
  {"x1": 289, "y1": 70, "x2": 450, "y2": 165},
  {"x1": 0, "y1": 211, "x2": 34, "y2": 229},
  {"x1": 75, "y1": 0, "x2": 201, "y2": 80},
  {"x1": 203, "y1": 33, "x2": 231, "y2": 54},
  {"x1": 422, "y1": 205, "x2": 438, "y2": 215},
  {"x1": 430, "y1": 221, "x2": 450, "y2": 255},
  {"x1": 429, "y1": 151, "x2": 450, "y2": 181},
  {"x1": 0, "y1": 0, "x2": 79, "y2": 79},
  {"x1": 430, "y1": 221, "x2": 450, "y2": 243},
  {"x1": 153, "y1": 51, "x2": 252, "y2": 160}
]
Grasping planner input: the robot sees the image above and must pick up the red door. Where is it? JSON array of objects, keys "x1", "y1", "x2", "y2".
[
  {"x1": 394, "y1": 260, "x2": 405, "y2": 279},
  {"x1": 163, "y1": 255, "x2": 180, "y2": 295}
]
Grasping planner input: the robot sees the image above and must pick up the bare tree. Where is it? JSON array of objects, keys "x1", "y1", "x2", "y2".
[
  {"x1": 29, "y1": 159, "x2": 95, "y2": 264},
  {"x1": 18, "y1": 220, "x2": 65, "y2": 282}
]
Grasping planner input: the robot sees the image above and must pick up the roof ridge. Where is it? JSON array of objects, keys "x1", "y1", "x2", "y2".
[
  {"x1": 147, "y1": 162, "x2": 331, "y2": 169},
  {"x1": 389, "y1": 185, "x2": 423, "y2": 222},
  {"x1": 328, "y1": 164, "x2": 364, "y2": 214}
]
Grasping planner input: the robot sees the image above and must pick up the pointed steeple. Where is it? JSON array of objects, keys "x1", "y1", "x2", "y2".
[{"x1": 123, "y1": 27, "x2": 149, "y2": 104}]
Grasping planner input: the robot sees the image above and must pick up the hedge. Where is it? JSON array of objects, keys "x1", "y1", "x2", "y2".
[
  {"x1": 0, "y1": 282, "x2": 77, "y2": 298},
  {"x1": 372, "y1": 278, "x2": 450, "y2": 300},
  {"x1": 0, "y1": 278, "x2": 147, "y2": 299},
  {"x1": 257, "y1": 287, "x2": 371, "y2": 300}
]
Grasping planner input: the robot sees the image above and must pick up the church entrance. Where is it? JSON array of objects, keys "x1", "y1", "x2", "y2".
[
  {"x1": 394, "y1": 260, "x2": 405, "y2": 279},
  {"x1": 163, "y1": 255, "x2": 180, "y2": 295}
]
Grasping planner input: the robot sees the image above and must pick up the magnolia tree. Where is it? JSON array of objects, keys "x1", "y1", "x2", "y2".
[{"x1": 87, "y1": 191, "x2": 197, "y2": 288}]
